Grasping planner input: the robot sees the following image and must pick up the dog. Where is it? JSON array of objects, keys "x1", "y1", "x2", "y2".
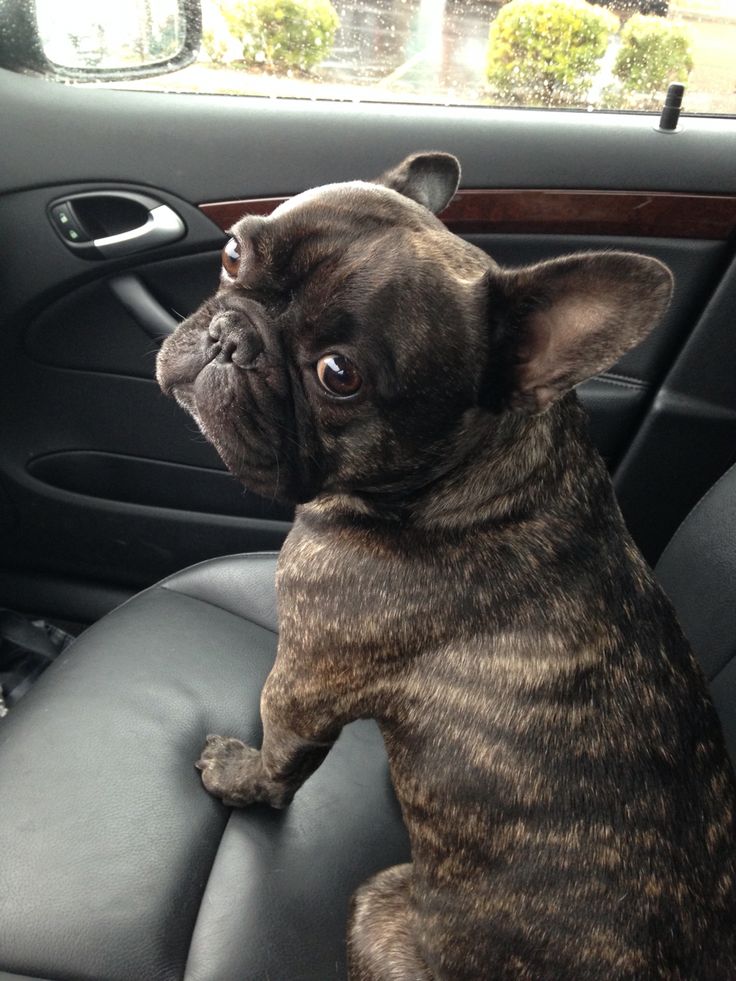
[{"x1": 156, "y1": 153, "x2": 736, "y2": 979}]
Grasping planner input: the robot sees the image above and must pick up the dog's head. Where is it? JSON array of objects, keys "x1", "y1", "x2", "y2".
[{"x1": 156, "y1": 152, "x2": 672, "y2": 504}]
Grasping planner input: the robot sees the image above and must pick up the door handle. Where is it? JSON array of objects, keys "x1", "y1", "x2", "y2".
[
  {"x1": 48, "y1": 190, "x2": 186, "y2": 259},
  {"x1": 93, "y1": 205, "x2": 185, "y2": 258}
]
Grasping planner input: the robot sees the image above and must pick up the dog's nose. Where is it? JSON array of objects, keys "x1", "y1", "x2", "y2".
[{"x1": 208, "y1": 313, "x2": 264, "y2": 369}]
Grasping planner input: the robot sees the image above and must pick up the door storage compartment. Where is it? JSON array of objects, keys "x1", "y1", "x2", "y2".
[{"x1": 27, "y1": 451, "x2": 293, "y2": 522}]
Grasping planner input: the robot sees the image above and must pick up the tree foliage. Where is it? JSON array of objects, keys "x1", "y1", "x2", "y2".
[{"x1": 486, "y1": 0, "x2": 619, "y2": 107}]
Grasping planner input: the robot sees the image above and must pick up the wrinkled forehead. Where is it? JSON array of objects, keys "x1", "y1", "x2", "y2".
[
  {"x1": 270, "y1": 180, "x2": 394, "y2": 219},
  {"x1": 233, "y1": 180, "x2": 434, "y2": 245},
  {"x1": 230, "y1": 180, "x2": 434, "y2": 291}
]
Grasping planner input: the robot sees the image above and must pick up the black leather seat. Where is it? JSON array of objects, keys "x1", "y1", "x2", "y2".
[{"x1": 1, "y1": 464, "x2": 735, "y2": 981}]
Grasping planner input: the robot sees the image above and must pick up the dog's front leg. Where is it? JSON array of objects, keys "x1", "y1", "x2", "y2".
[{"x1": 196, "y1": 670, "x2": 340, "y2": 809}]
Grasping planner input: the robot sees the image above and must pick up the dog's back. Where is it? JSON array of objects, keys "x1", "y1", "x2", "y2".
[{"x1": 290, "y1": 396, "x2": 736, "y2": 979}]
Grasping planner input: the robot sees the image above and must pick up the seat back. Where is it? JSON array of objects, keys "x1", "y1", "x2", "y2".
[{"x1": 655, "y1": 461, "x2": 736, "y2": 760}]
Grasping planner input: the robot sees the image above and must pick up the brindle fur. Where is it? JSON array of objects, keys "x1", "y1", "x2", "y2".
[{"x1": 157, "y1": 153, "x2": 736, "y2": 979}]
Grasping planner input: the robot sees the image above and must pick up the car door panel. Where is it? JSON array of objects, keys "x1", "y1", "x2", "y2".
[
  {"x1": 4, "y1": 70, "x2": 736, "y2": 198},
  {"x1": 24, "y1": 253, "x2": 222, "y2": 377},
  {"x1": 2, "y1": 67, "x2": 736, "y2": 620}
]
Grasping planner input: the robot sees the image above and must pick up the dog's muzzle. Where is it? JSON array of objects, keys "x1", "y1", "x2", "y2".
[{"x1": 207, "y1": 311, "x2": 265, "y2": 371}]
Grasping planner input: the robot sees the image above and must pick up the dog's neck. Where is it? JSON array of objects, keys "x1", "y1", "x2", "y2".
[{"x1": 302, "y1": 395, "x2": 611, "y2": 534}]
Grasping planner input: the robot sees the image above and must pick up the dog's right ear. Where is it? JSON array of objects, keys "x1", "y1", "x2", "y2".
[
  {"x1": 374, "y1": 152, "x2": 461, "y2": 215},
  {"x1": 485, "y1": 251, "x2": 673, "y2": 414}
]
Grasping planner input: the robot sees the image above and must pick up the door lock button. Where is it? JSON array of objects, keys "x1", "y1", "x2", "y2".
[{"x1": 50, "y1": 202, "x2": 91, "y2": 244}]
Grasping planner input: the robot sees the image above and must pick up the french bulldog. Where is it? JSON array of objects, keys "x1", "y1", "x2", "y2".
[{"x1": 156, "y1": 153, "x2": 736, "y2": 979}]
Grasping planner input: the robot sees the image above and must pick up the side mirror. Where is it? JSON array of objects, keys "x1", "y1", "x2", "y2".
[{"x1": 0, "y1": 0, "x2": 201, "y2": 82}]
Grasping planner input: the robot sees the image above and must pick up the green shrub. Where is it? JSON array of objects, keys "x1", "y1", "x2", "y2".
[
  {"x1": 486, "y1": 0, "x2": 619, "y2": 107},
  {"x1": 220, "y1": 0, "x2": 339, "y2": 73},
  {"x1": 202, "y1": 28, "x2": 231, "y2": 65},
  {"x1": 612, "y1": 14, "x2": 692, "y2": 95}
]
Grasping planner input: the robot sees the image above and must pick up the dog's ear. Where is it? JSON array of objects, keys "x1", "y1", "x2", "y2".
[
  {"x1": 375, "y1": 152, "x2": 460, "y2": 215},
  {"x1": 489, "y1": 252, "x2": 673, "y2": 414}
]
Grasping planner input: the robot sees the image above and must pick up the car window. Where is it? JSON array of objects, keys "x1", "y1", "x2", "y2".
[{"x1": 29, "y1": 0, "x2": 736, "y2": 115}]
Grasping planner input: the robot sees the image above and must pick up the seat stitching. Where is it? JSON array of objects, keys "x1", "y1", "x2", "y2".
[
  {"x1": 159, "y1": 580, "x2": 278, "y2": 635},
  {"x1": 594, "y1": 373, "x2": 648, "y2": 391},
  {"x1": 159, "y1": 551, "x2": 279, "y2": 591},
  {"x1": 710, "y1": 653, "x2": 736, "y2": 690},
  {"x1": 180, "y1": 811, "x2": 235, "y2": 981}
]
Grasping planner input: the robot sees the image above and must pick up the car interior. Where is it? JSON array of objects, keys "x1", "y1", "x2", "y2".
[{"x1": 1, "y1": 0, "x2": 735, "y2": 977}]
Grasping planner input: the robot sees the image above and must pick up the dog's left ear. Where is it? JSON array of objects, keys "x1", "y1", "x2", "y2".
[
  {"x1": 375, "y1": 152, "x2": 460, "y2": 214},
  {"x1": 490, "y1": 251, "x2": 673, "y2": 414}
]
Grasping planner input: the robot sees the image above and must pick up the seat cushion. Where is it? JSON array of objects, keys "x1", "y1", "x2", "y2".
[{"x1": 0, "y1": 554, "x2": 409, "y2": 981}]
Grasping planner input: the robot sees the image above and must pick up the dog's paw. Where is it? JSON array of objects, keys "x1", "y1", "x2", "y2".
[{"x1": 195, "y1": 734, "x2": 293, "y2": 809}]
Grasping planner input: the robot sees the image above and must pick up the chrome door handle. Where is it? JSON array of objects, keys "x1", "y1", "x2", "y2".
[
  {"x1": 48, "y1": 190, "x2": 186, "y2": 259},
  {"x1": 94, "y1": 205, "x2": 185, "y2": 258}
]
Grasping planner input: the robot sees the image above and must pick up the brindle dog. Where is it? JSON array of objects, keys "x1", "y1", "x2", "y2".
[{"x1": 156, "y1": 153, "x2": 736, "y2": 979}]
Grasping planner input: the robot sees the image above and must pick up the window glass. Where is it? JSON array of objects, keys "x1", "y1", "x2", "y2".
[{"x1": 51, "y1": 1, "x2": 736, "y2": 114}]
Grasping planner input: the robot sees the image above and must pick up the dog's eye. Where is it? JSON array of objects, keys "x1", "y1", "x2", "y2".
[
  {"x1": 222, "y1": 238, "x2": 240, "y2": 278},
  {"x1": 316, "y1": 354, "x2": 362, "y2": 398}
]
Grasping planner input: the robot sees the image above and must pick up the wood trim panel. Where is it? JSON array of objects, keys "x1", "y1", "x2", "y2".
[
  {"x1": 200, "y1": 189, "x2": 736, "y2": 241},
  {"x1": 200, "y1": 197, "x2": 287, "y2": 231}
]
